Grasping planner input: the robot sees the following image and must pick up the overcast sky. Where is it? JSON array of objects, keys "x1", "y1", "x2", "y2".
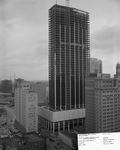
[{"x1": 0, "y1": 0, "x2": 120, "y2": 81}]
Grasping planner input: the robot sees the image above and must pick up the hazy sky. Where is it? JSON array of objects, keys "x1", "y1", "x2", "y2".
[{"x1": 0, "y1": 0, "x2": 120, "y2": 80}]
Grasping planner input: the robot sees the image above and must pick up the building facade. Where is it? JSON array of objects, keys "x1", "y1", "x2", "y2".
[
  {"x1": 49, "y1": 4, "x2": 90, "y2": 110},
  {"x1": 15, "y1": 81, "x2": 38, "y2": 133},
  {"x1": 85, "y1": 75, "x2": 120, "y2": 133},
  {"x1": 31, "y1": 82, "x2": 48, "y2": 104},
  {"x1": 90, "y1": 58, "x2": 102, "y2": 74},
  {"x1": 46, "y1": 137, "x2": 73, "y2": 150},
  {"x1": 39, "y1": 4, "x2": 90, "y2": 133},
  {"x1": 115, "y1": 62, "x2": 120, "y2": 78},
  {"x1": 4, "y1": 133, "x2": 46, "y2": 150},
  {"x1": 38, "y1": 106, "x2": 85, "y2": 133},
  {"x1": 0, "y1": 80, "x2": 12, "y2": 94}
]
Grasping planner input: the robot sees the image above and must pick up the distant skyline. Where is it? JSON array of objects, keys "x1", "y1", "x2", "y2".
[{"x1": 0, "y1": 0, "x2": 120, "y2": 80}]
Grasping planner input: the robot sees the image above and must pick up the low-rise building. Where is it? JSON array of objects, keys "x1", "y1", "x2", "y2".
[
  {"x1": 59, "y1": 131, "x2": 78, "y2": 149},
  {"x1": 46, "y1": 137, "x2": 73, "y2": 150},
  {"x1": 5, "y1": 132, "x2": 45, "y2": 150}
]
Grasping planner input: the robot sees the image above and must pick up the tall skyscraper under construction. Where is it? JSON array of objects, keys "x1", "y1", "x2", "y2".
[
  {"x1": 38, "y1": 3, "x2": 90, "y2": 133},
  {"x1": 49, "y1": 4, "x2": 90, "y2": 111}
]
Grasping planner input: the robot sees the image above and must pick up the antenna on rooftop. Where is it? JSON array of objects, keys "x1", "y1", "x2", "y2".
[
  {"x1": 56, "y1": 0, "x2": 57, "y2": 5},
  {"x1": 66, "y1": 0, "x2": 70, "y2": 7}
]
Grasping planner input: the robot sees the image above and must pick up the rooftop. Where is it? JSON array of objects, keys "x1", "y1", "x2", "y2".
[
  {"x1": 25, "y1": 132, "x2": 44, "y2": 142},
  {"x1": 6, "y1": 132, "x2": 45, "y2": 147},
  {"x1": 47, "y1": 138, "x2": 73, "y2": 150},
  {"x1": 50, "y1": 4, "x2": 89, "y2": 15},
  {"x1": 60, "y1": 131, "x2": 77, "y2": 140}
]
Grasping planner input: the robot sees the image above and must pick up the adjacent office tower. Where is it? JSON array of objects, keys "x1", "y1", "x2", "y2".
[
  {"x1": 85, "y1": 65, "x2": 120, "y2": 133},
  {"x1": 90, "y1": 58, "x2": 102, "y2": 74},
  {"x1": 49, "y1": 4, "x2": 90, "y2": 111},
  {"x1": 115, "y1": 62, "x2": 120, "y2": 78},
  {"x1": 15, "y1": 81, "x2": 38, "y2": 133}
]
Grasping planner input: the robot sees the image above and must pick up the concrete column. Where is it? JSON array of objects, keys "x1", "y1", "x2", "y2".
[
  {"x1": 68, "y1": 120, "x2": 70, "y2": 131},
  {"x1": 63, "y1": 121, "x2": 65, "y2": 131},
  {"x1": 72, "y1": 119, "x2": 74, "y2": 129},
  {"x1": 48, "y1": 120, "x2": 49, "y2": 129},
  {"x1": 50, "y1": 121, "x2": 52, "y2": 132},
  {"x1": 53, "y1": 122, "x2": 55, "y2": 133},
  {"x1": 77, "y1": 118, "x2": 79, "y2": 126},
  {"x1": 58, "y1": 122, "x2": 60, "y2": 132}
]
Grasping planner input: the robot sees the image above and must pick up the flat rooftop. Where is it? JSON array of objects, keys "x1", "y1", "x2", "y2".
[
  {"x1": 25, "y1": 133, "x2": 44, "y2": 142},
  {"x1": 47, "y1": 138, "x2": 73, "y2": 150},
  {"x1": 7, "y1": 132, "x2": 45, "y2": 147},
  {"x1": 50, "y1": 4, "x2": 89, "y2": 15},
  {"x1": 60, "y1": 131, "x2": 77, "y2": 140}
]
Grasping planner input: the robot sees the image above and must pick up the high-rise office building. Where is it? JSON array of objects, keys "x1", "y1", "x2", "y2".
[
  {"x1": 0, "y1": 79, "x2": 12, "y2": 94},
  {"x1": 115, "y1": 62, "x2": 120, "y2": 78},
  {"x1": 15, "y1": 81, "x2": 38, "y2": 133},
  {"x1": 90, "y1": 58, "x2": 102, "y2": 74},
  {"x1": 85, "y1": 66, "x2": 120, "y2": 133},
  {"x1": 49, "y1": 4, "x2": 90, "y2": 110},
  {"x1": 38, "y1": 3, "x2": 90, "y2": 133},
  {"x1": 31, "y1": 82, "x2": 48, "y2": 104}
]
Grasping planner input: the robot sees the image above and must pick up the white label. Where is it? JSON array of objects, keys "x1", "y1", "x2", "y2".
[{"x1": 78, "y1": 132, "x2": 120, "y2": 150}]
